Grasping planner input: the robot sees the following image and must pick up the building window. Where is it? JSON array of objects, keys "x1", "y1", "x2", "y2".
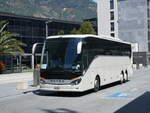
[
  {"x1": 110, "y1": 0, "x2": 114, "y2": 9},
  {"x1": 148, "y1": 20, "x2": 150, "y2": 29},
  {"x1": 148, "y1": 8, "x2": 150, "y2": 18},
  {"x1": 110, "y1": 11, "x2": 114, "y2": 20},
  {"x1": 148, "y1": 31, "x2": 150, "y2": 40},
  {"x1": 110, "y1": 22, "x2": 115, "y2": 31},
  {"x1": 111, "y1": 33, "x2": 115, "y2": 37},
  {"x1": 148, "y1": 0, "x2": 150, "y2": 19},
  {"x1": 148, "y1": 43, "x2": 150, "y2": 52}
]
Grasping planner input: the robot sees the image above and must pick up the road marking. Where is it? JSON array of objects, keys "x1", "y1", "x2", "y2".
[{"x1": 108, "y1": 92, "x2": 132, "y2": 98}]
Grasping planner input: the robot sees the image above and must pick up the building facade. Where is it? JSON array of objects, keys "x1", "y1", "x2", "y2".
[
  {"x1": 97, "y1": 0, "x2": 118, "y2": 38},
  {"x1": 98, "y1": 0, "x2": 150, "y2": 52},
  {"x1": 0, "y1": 12, "x2": 81, "y2": 53},
  {"x1": 118, "y1": 0, "x2": 149, "y2": 52},
  {"x1": 0, "y1": 12, "x2": 80, "y2": 73},
  {"x1": 98, "y1": 0, "x2": 150, "y2": 66}
]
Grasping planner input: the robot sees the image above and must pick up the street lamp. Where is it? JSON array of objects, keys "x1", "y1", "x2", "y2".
[{"x1": 45, "y1": 20, "x2": 52, "y2": 37}]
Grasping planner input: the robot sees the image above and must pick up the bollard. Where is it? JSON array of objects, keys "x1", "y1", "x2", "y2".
[
  {"x1": 16, "y1": 81, "x2": 28, "y2": 90},
  {"x1": 133, "y1": 64, "x2": 137, "y2": 70},
  {"x1": 139, "y1": 64, "x2": 143, "y2": 69},
  {"x1": 33, "y1": 68, "x2": 40, "y2": 86}
]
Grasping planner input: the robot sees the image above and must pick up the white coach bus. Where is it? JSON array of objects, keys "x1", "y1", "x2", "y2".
[{"x1": 39, "y1": 35, "x2": 132, "y2": 92}]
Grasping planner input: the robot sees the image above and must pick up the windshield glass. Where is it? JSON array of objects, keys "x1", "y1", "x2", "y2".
[{"x1": 41, "y1": 38, "x2": 82, "y2": 71}]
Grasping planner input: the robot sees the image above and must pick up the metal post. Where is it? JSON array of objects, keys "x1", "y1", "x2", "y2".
[
  {"x1": 45, "y1": 20, "x2": 52, "y2": 38},
  {"x1": 46, "y1": 21, "x2": 48, "y2": 38},
  {"x1": 32, "y1": 43, "x2": 43, "y2": 70},
  {"x1": 19, "y1": 55, "x2": 22, "y2": 72},
  {"x1": 10, "y1": 55, "x2": 14, "y2": 73},
  {"x1": 33, "y1": 68, "x2": 40, "y2": 86},
  {"x1": 32, "y1": 43, "x2": 38, "y2": 70}
]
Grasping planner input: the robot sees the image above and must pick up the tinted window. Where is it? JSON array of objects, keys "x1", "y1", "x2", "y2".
[
  {"x1": 82, "y1": 37, "x2": 131, "y2": 68},
  {"x1": 41, "y1": 38, "x2": 82, "y2": 70}
]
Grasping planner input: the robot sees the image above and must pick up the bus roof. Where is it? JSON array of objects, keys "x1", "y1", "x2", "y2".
[{"x1": 47, "y1": 34, "x2": 131, "y2": 45}]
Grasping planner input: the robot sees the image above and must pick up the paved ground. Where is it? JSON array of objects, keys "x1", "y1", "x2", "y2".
[
  {"x1": 0, "y1": 72, "x2": 34, "y2": 98},
  {"x1": 0, "y1": 68, "x2": 150, "y2": 113},
  {"x1": 0, "y1": 72, "x2": 33, "y2": 84}
]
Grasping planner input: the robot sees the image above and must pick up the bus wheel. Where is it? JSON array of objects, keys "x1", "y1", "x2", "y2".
[
  {"x1": 120, "y1": 72, "x2": 124, "y2": 84},
  {"x1": 125, "y1": 70, "x2": 128, "y2": 82},
  {"x1": 94, "y1": 76, "x2": 100, "y2": 92}
]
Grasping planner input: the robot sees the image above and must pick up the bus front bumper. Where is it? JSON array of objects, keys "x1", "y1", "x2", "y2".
[{"x1": 39, "y1": 84, "x2": 84, "y2": 92}]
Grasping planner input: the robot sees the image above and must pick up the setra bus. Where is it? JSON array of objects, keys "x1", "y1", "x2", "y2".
[{"x1": 39, "y1": 34, "x2": 132, "y2": 92}]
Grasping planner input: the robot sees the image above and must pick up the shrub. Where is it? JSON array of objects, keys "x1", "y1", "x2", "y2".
[{"x1": 0, "y1": 61, "x2": 6, "y2": 73}]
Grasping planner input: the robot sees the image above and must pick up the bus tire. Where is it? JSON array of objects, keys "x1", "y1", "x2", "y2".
[
  {"x1": 94, "y1": 76, "x2": 100, "y2": 92},
  {"x1": 125, "y1": 70, "x2": 128, "y2": 82},
  {"x1": 120, "y1": 71, "x2": 124, "y2": 84}
]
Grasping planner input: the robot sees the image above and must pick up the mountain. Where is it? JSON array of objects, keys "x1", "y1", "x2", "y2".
[{"x1": 0, "y1": 0, "x2": 97, "y2": 21}]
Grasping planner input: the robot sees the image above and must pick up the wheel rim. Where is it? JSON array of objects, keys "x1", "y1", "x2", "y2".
[
  {"x1": 94, "y1": 77, "x2": 100, "y2": 91},
  {"x1": 120, "y1": 74, "x2": 124, "y2": 83}
]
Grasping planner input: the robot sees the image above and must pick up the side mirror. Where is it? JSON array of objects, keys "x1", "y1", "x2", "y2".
[{"x1": 77, "y1": 41, "x2": 82, "y2": 54}]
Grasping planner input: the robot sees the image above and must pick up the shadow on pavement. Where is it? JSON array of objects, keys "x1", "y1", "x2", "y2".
[
  {"x1": 31, "y1": 81, "x2": 126, "y2": 97},
  {"x1": 100, "y1": 81, "x2": 122, "y2": 90},
  {"x1": 41, "y1": 108, "x2": 78, "y2": 113},
  {"x1": 32, "y1": 89, "x2": 93, "y2": 97},
  {"x1": 114, "y1": 92, "x2": 150, "y2": 113}
]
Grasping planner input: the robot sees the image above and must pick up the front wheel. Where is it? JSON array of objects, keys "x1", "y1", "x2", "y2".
[
  {"x1": 94, "y1": 76, "x2": 100, "y2": 92},
  {"x1": 120, "y1": 73, "x2": 124, "y2": 84}
]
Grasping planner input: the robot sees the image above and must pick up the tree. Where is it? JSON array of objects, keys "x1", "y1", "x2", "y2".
[
  {"x1": 0, "y1": 21, "x2": 26, "y2": 55},
  {"x1": 79, "y1": 21, "x2": 96, "y2": 35},
  {"x1": 57, "y1": 30, "x2": 64, "y2": 35},
  {"x1": 70, "y1": 21, "x2": 96, "y2": 35},
  {"x1": 70, "y1": 28, "x2": 80, "y2": 34}
]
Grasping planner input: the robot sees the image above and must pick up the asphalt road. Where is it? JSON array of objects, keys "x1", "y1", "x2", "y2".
[{"x1": 0, "y1": 68, "x2": 150, "y2": 113}]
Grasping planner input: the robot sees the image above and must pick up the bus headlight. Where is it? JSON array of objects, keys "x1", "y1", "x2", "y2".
[{"x1": 71, "y1": 78, "x2": 81, "y2": 85}]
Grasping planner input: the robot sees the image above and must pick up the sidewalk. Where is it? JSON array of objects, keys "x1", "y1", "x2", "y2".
[
  {"x1": 0, "y1": 72, "x2": 36, "y2": 98},
  {"x1": 0, "y1": 72, "x2": 33, "y2": 84}
]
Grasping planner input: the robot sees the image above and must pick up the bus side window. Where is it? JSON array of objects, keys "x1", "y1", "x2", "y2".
[
  {"x1": 82, "y1": 50, "x2": 88, "y2": 70},
  {"x1": 88, "y1": 50, "x2": 95, "y2": 65}
]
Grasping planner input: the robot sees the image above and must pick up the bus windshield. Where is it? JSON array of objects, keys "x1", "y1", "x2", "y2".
[{"x1": 41, "y1": 38, "x2": 82, "y2": 72}]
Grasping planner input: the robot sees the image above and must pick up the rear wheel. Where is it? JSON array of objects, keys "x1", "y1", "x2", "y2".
[
  {"x1": 94, "y1": 76, "x2": 100, "y2": 92},
  {"x1": 124, "y1": 70, "x2": 128, "y2": 82}
]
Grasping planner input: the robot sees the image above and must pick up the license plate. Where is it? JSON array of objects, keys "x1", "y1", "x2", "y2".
[{"x1": 54, "y1": 86, "x2": 60, "y2": 89}]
